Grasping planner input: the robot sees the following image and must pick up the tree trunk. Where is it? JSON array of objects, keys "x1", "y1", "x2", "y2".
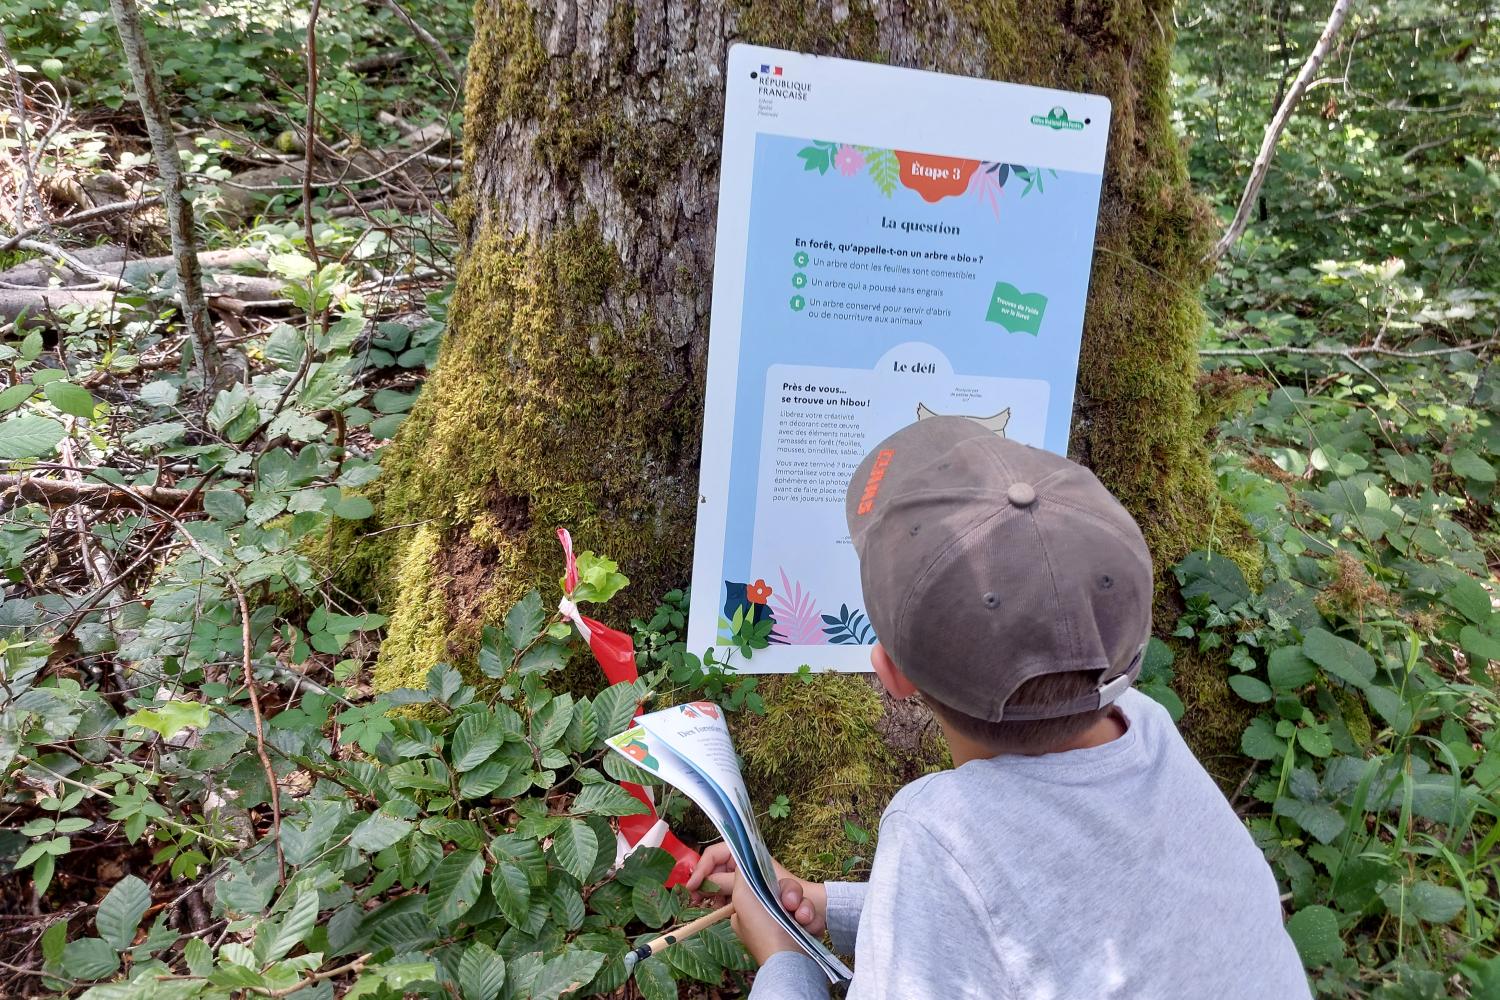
[{"x1": 368, "y1": 0, "x2": 1244, "y2": 875}]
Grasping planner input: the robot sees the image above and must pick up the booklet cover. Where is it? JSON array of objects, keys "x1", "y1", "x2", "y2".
[{"x1": 607, "y1": 702, "x2": 854, "y2": 985}]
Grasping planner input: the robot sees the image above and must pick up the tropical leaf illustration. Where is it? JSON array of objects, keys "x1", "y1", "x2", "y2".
[
  {"x1": 1010, "y1": 165, "x2": 1059, "y2": 197},
  {"x1": 768, "y1": 569, "x2": 825, "y2": 646},
  {"x1": 821, "y1": 603, "x2": 876, "y2": 645},
  {"x1": 862, "y1": 147, "x2": 899, "y2": 197},
  {"x1": 968, "y1": 164, "x2": 1004, "y2": 221},
  {"x1": 796, "y1": 140, "x2": 839, "y2": 175}
]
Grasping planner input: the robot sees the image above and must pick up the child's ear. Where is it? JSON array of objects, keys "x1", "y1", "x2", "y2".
[{"x1": 871, "y1": 643, "x2": 919, "y2": 699}]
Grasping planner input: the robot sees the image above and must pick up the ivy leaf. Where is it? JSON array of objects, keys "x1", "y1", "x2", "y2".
[
  {"x1": 451, "y1": 713, "x2": 504, "y2": 772},
  {"x1": 426, "y1": 849, "x2": 484, "y2": 924},
  {"x1": 95, "y1": 875, "x2": 150, "y2": 950},
  {"x1": 458, "y1": 941, "x2": 507, "y2": 1000},
  {"x1": 0, "y1": 414, "x2": 64, "y2": 459},
  {"x1": 1301, "y1": 628, "x2": 1375, "y2": 688},
  {"x1": 1285, "y1": 905, "x2": 1343, "y2": 966},
  {"x1": 550, "y1": 820, "x2": 598, "y2": 882}
]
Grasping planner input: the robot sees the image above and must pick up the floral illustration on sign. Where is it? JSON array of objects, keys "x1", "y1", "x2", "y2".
[
  {"x1": 795, "y1": 138, "x2": 1055, "y2": 217},
  {"x1": 834, "y1": 145, "x2": 865, "y2": 176},
  {"x1": 768, "y1": 569, "x2": 826, "y2": 646},
  {"x1": 721, "y1": 580, "x2": 776, "y2": 643}
]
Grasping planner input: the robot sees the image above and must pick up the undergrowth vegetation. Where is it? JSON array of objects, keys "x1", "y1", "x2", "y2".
[{"x1": 0, "y1": 0, "x2": 1494, "y2": 997}]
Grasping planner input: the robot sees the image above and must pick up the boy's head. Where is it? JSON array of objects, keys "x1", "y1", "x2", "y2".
[{"x1": 845, "y1": 416, "x2": 1153, "y2": 754}]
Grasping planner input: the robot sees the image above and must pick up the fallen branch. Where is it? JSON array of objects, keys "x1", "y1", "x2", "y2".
[
  {"x1": 1204, "y1": 0, "x2": 1355, "y2": 265},
  {"x1": 14, "y1": 239, "x2": 128, "y2": 289},
  {"x1": 1201, "y1": 338, "x2": 1498, "y2": 360},
  {"x1": 0, "y1": 245, "x2": 129, "y2": 286},
  {"x1": 0, "y1": 195, "x2": 163, "y2": 253},
  {"x1": 0, "y1": 474, "x2": 207, "y2": 512}
]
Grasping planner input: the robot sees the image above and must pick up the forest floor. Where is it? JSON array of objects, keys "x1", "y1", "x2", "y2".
[{"x1": 0, "y1": 1, "x2": 1495, "y2": 998}]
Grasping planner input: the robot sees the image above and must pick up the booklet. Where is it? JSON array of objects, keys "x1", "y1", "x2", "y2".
[{"x1": 607, "y1": 701, "x2": 854, "y2": 985}]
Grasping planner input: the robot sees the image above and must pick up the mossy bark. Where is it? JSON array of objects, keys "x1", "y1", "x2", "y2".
[{"x1": 367, "y1": 0, "x2": 1246, "y2": 870}]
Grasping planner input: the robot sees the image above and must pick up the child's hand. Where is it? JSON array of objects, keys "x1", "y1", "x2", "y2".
[
  {"x1": 730, "y1": 872, "x2": 803, "y2": 966},
  {"x1": 685, "y1": 843, "x2": 828, "y2": 935}
]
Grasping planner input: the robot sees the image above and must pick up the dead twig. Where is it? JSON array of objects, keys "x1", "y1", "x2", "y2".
[
  {"x1": 0, "y1": 195, "x2": 163, "y2": 253},
  {"x1": 1204, "y1": 0, "x2": 1355, "y2": 264},
  {"x1": 379, "y1": 0, "x2": 462, "y2": 91},
  {"x1": 1200, "y1": 338, "x2": 1499, "y2": 360},
  {"x1": 0, "y1": 474, "x2": 207, "y2": 512}
]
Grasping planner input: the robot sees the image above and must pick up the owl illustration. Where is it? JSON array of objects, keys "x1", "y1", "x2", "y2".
[{"x1": 916, "y1": 402, "x2": 1011, "y2": 436}]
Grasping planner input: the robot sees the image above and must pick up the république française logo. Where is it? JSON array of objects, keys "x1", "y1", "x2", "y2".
[
  {"x1": 1029, "y1": 106, "x2": 1087, "y2": 131},
  {"x1": 752, "y1": 64, "x2": 811, "y2": 101}
]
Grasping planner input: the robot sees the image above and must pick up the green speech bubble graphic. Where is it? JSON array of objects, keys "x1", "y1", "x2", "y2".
[{"x1": 985, "y1": 282, "x2": 1048, "y2": 335}]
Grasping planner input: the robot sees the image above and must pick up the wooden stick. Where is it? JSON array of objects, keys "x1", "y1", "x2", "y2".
[{"x1": 624, "y1": 902, "x2": 735, "y2": 972}]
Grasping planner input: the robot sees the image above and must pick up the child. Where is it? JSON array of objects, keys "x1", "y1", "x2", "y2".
[{"x1": 686, "y1": 416, "x2": 1309, "y2": 999}]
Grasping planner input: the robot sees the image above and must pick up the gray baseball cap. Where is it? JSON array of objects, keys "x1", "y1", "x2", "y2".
[{"x1": 845, "y1": 415, "x2": 1152, "y2": 723}]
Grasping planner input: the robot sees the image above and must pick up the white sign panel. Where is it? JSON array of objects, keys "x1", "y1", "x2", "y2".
[{"x1": 688, "y1": 45, "x2": 1112, "y2": 672}]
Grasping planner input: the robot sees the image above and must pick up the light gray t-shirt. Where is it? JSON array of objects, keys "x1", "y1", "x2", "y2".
[{"x1": 750, "y1": 689, "x2": 1310, "y2": 999}]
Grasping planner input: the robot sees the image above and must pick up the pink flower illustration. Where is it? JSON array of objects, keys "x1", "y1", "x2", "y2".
[{"x1": 834, "y1": 145, "x2": 865, "y2": 177}]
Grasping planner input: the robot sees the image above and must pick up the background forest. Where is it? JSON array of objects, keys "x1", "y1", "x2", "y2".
[{"x1": 0, "y1": 0, "x2": 1496, "y2": 998}]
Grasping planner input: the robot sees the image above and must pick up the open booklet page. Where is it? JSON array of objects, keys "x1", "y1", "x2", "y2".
[{"x1": 607, "y1": 703, "x2": 854, "y2": 984}]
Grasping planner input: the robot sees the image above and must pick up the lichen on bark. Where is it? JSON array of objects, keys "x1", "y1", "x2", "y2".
[{"x1": 358, "y1": 0, "x2": 1255, "y2": 872}]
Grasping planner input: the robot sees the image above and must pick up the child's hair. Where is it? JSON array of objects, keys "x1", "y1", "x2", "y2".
[{"x1": 920, "y1": 669, "x2": 1111, "y2": 755}]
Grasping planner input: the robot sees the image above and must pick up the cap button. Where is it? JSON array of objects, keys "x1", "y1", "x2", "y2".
[{"x1": 1007, "y1": 482, "x2": 1037, "y2": 507}]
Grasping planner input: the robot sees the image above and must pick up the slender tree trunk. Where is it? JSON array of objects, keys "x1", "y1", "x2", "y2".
[
  {"x1": 108, "y1": 0, "x2": 220, "y2": 384},
  {"x1": 369, "y1": 0, "x2": 1242, "y2": 874}
]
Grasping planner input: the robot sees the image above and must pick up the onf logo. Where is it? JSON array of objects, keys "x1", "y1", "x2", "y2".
[{"x1": 1030, "y1": 106, "x2": 1087, "y2": 131}]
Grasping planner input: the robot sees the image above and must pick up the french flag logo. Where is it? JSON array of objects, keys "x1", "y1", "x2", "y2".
[{"x1": 760, "y1": 64, "x2": 783, "y2": 75}]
